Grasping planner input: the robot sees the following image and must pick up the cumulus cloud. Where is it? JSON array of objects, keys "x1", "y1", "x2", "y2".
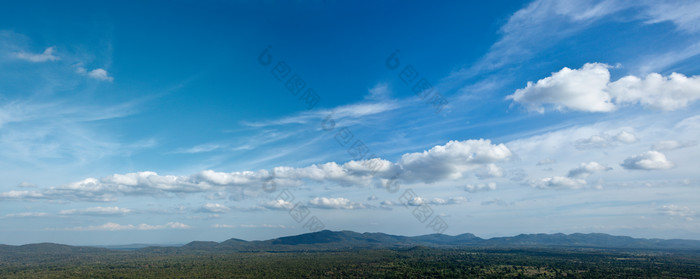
[
  {"x1": 531, "y1": 176, "x2": 587, "y2": 189},
  {"x1": 198, "y1": 203, "x2": 231, "y2": 213},
  {"x1": 613, "y1": 130, "x2": 638, "y2": 143},
  {"x1": 507, "y1": 63, "x2": 700, "y2": 112},
  {"x1": 398, "y1": 139, "x2": 512, "y2": 183},
  {"x1": 0, "y1": 139, "x2": 512, "y2": 202},
  {"x1": 76, "y1": 65, "x2": 114, "y2": 82},
  {"x1": 14, "y1": 47, "x2": 59, "y2": 62},
  {"x1": 611, "y1": 72, "x2": 700, "y2": 110},
  {"x1": 464, "y1": 182, "x2": 497, "y2": 193},
  {"x1": 64, "y1": 222, "x2": 191, "y2": 231},
  {"x1": 58, "y1": 206, "x2": 132, "y2": 216},
  {"x1": 621, "y1": 151, "x2": 674, "y2": 170},
  {"x1": 507, "y1": 63, "x2": 615, "y2": 112},
  {"x1": 651, "y1": 140, "x2": 698, "y2": 151},
  {"x1": 574, "y1": 130, "x2": 637, "y2": 149},
  {"x1": 308, "y1": 197, "x2": 366, "y2": 210},
  {"x1": 87, "y1": 68, "x2": 114, "y2": 81},
  {"x1": 407, "y1": 197, "x2": 425, "y2": 206},
  {"x1": 567, "y1": 162, "x2": 612, "y2": 178},
  {"x1": 262, "y1": 199, "x2": 294, "y2": 210}
]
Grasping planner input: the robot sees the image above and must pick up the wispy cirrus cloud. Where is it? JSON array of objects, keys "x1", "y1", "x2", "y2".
[
  {"x1": 13, "y1": 46, "x2": 60, "y2": 62},
  {"x1": 658, "y1": 204, "x2": 696, "y2": 221},
  {"x1": 58, "y1": 206, "x2": 132, "y2": 216},
  {"x1": 2, "y1": 212, "x2": 50, "y2": 218},
  {"x1": 59, "y1": 222, "x2": 191, "y2": 231},
  {"x1": 212, "y1": 224, "x2": 286, "y2": 229}
]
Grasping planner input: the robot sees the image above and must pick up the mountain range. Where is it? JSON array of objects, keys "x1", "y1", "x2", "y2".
[{"x1": 3, "y1": 230, "x2": 700, "y2": 254}]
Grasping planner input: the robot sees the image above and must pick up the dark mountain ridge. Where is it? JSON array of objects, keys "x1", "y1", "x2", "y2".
[{"x1": 4, "y1": 230, "x2": 700, "y2": 254}]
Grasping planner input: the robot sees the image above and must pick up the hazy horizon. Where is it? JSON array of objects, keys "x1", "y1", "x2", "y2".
[{"x1": 2, "y1": 0, "x2": 700, "y2": 246}]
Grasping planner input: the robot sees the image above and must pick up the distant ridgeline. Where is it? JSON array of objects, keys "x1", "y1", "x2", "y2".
[{"x1": 3, "y1": 230, "x2": 700, "y2": 253}]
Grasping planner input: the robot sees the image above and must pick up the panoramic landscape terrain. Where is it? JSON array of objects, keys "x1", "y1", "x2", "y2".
[
  {"x1": 2, "y1": 0, "x2": 700, "y2": 277},
  {"x1": 3, "y1": 230, "x2": 700, "y2": 278}
]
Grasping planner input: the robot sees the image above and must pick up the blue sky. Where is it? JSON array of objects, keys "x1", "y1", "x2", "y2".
[{"x1": 2, "y1": 0, "x2": 700, "y2": 245}]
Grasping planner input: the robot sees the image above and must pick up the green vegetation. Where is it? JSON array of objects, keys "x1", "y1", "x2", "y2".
[{"x1": 2, "y1": 247, "x2": 700, "y2": 278}]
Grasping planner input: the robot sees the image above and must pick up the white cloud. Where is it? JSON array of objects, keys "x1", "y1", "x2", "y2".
[
  {"x1": 58, "y1": 206, "x2": 132, "y2": 216},
  {"x1": 238, "y1": 224, "x2": 286, "y2": 228},
  {"x1": 407, "y1": 196, "x2": 424, "y2": 206},
  {"x1": 450, "y1": 0, "x2": 629, "y2": 79},
  {"x1": 567, "y1": 162, "x2": 612, "y2": 178},
  {"x1": 3, "y1": 212, "x2": 50, "y2": 218},
  {"x1": 65, "y1": 222, "x2": 191, "y2": 231},
  {"x1": 0, "y1": 190, "x2": 44, "y2": 199},
  {"x1": 428, "y1": 197, "x2": 468, "y2": 205},
  {"x1": 14, "y1": 47, "x2": 59, "y2": 62},
  {"x1": 651, "y1": 140, "x2": 698, "y2": 151},
  {"x1": 508, "y1": 63, "x2": 700, "y2": 112},
  {"x1": 212, "y1": 224, "x2": 236, "y2": 228},
  {"x1": 75, "y1": 65, "x2": 114, "y2": 82},
  {"x1": 621, "y1": 150, "x2": 675, "y2": 170},
  {"x1": 476, "y1": 164, "x2": 504, "y2": 179},
  {"x1": 642, "y1": 1, "x2": 700, "y2": 33},
  {"x1": 507, "y1": 63, "x2": 615, "y2": 113},
  {"x1": 464, "y1": 182, "x2": 497, "y2": 193},
  {"x1": 380, "y1": 200, "x2": 394, "y2": 208},
  {"x1": 198, "y1": 203, "x2": 231, "y2": 213},
  {"x1": 398, "y1": 139, "x2": 512, "y2": 183},
  {"x1": 242, "y1": 100, "x2": 399, "y2": 128},
  {"x1": 212, "y1": 224, "x2": 286, "y2": 229},
  {"x1": 610, "y1": 72, "x2": 700, "y2": 111},
  {"x1": 659, "y1": 205, "x2": 696, "y2": 221},
  {"x1": 531, "y1": 176, "x2": 587, "y2": 189},
  {"x1": 574, "y1": 130, "x2": 638, "y2": 149},
  {"x1": 481, "y1": 199, "x2": 511, "y2": 206},
  {"x1": 211, "y1": 224, "x2": 287, "y2": 229},
  {"x1": 308, "y1": 197, "x2": 366, "y2": 210},
  {"x1": 366, "y1": 83, "x2": 391, "y2": 100},
  {"x1": 173, "y1": 144, "x2": 223, "y2": 154},
  {"x1": 262, "y1": 199, "x2": 294, "y2": 210},
  {"x1": 17, "y1": 182, "x2": 37, "y2": 188},
  {"x1": 447, "y1": 0, "x2": 700, "y2": 91},
  {"x1": 0, "y1": 139, "x2": 513, "y2": 202},
  {"x1": 392, "y1": 196, "x2": 467, "y2": 206},
  {"x1": 613, "y1": 131, "x2": 638, "y2": 143},
  {"x1": 87, "y1": 68, "x2": 114, "y2": 82}
]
